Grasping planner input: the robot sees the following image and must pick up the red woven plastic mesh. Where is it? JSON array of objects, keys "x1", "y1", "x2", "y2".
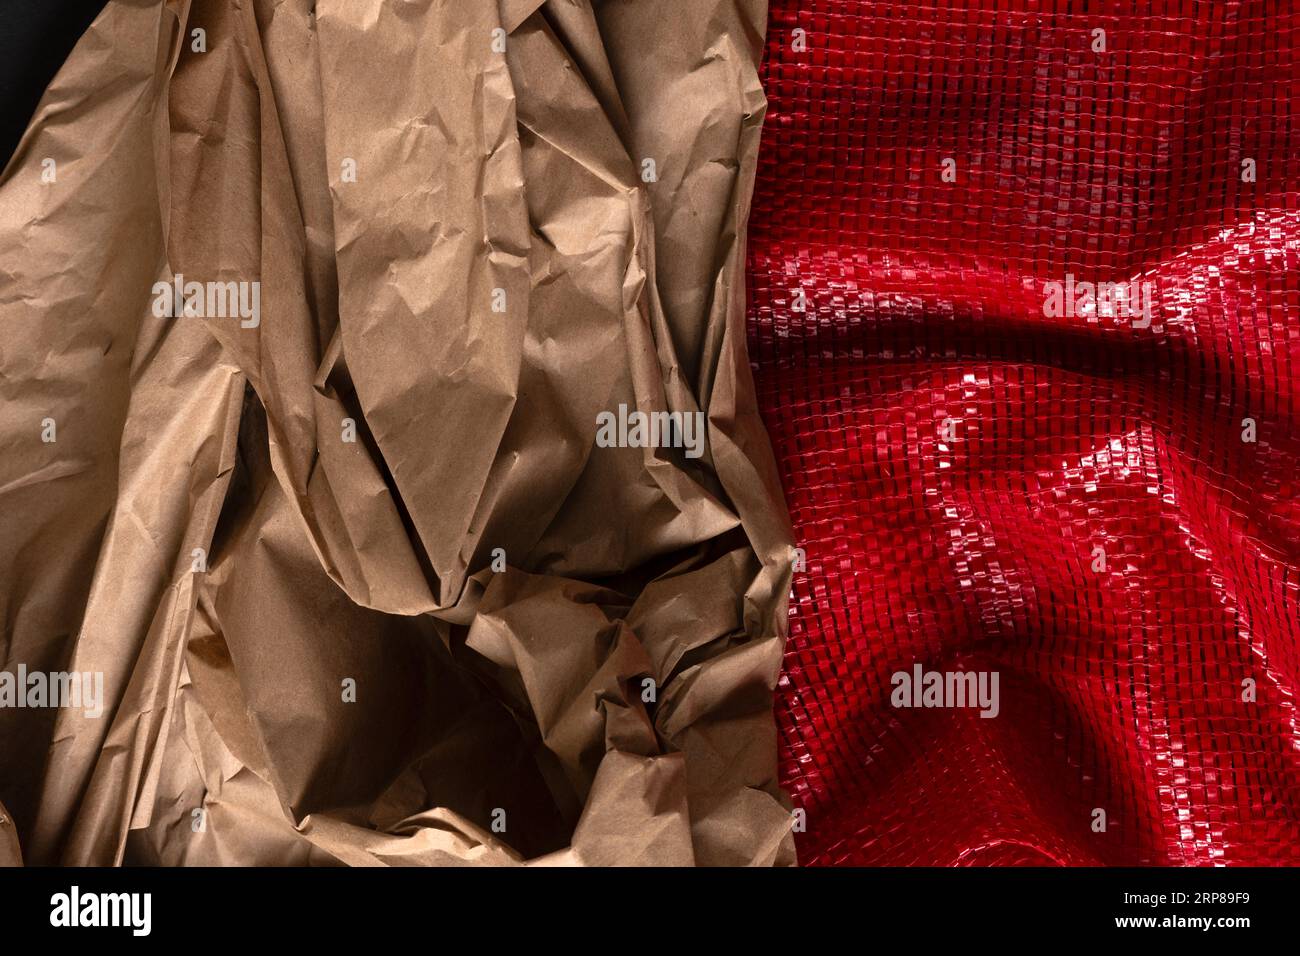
[{"x1": 748, "y1": 0, "x2": 1300, "y2": 865}]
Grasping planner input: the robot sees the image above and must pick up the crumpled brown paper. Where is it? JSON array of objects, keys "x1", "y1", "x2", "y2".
[
  {"x1": 0, "y1": 800, "x2": 20, "y2": 866},
  {"x1": 0, "y1": 0, "x2": 794, "y2": 866}
]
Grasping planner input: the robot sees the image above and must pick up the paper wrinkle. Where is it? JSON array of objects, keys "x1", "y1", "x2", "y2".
[{"x1": 1, "y1": 0, "x2": 795, "y2": 866}]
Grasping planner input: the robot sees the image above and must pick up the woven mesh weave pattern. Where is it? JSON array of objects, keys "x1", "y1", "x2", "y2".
[{"x1": 748, "y1": 0, "x2": 1300, "y2": 865}]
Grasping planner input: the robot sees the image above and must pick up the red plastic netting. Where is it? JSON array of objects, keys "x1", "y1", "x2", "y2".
[{"x1": 748, "y1": 0, "x2": 1300, "y2": 865}]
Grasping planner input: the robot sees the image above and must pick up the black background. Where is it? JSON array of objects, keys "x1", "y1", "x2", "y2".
[
  {"x1": 0, "y1": 0, "x2": 109, "y2": 170},
  {"x1": 0, "y1": 865, "x2": 1287, "y2": 943}
]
